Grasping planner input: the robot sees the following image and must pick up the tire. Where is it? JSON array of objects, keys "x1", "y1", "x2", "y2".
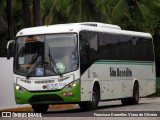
[
  {"x1": 132, "y1": 82, "x2": 139, "y2": 104},
  {"x1": 31, "y1": 104, "x2": 49, "y2": 113},
  {"x1": 121, "y1": 98, "x2": 132, "y2": 105},
  {"x1": 79, "y1": 87, "x2": 99, "y2": 111},
  {"x1": 121, "y1": 82, "x2": 139, "y2": 105}
]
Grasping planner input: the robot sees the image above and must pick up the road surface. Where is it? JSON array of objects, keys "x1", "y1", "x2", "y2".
[{"x1": 1, "y1": 97, "x2": 160, "y2": 120}]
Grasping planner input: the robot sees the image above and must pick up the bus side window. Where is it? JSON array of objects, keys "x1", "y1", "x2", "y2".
[
  {"x1": 79, "y1": 32, "x2": 89, "y2": 64},
  {"x1": 98, "y1": 33, "x2": 119, "y2": 60},
  {"x1": 80, "y1": 31, "x2": 99, "y2": 64},
  {"x1": 89, "y1": 32, "x2": 98, "y2": 63}
]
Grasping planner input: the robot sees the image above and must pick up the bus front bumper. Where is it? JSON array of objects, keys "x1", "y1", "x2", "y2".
[{"x1": 14, "y1": 81, "x2": 81, "y2": 104}]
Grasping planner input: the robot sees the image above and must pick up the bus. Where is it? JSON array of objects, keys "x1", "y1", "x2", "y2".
[{"x1": 7, "y1": 22, "x2": 156, "y2": 113}]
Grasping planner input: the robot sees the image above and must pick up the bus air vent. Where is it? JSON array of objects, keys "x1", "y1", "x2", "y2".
[{"x1": 78, "y1": 22, "x2": 121, "y2": 30}]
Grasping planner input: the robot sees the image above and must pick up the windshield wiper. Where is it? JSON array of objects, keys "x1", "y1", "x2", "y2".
[
  {"x1": 48, "y1": 49, "x2": 62, "y2": 77},
  {"x1": 26, "y1": 56, "x2": 43, "y2": 79}
]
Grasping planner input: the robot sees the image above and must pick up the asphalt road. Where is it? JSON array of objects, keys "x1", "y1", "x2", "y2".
[{"x1": 1, "y1": 97, "x2": 160, "y2": 120}]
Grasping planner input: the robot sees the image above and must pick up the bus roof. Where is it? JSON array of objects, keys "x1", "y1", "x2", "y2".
[{"x1": 16, "y1": 22, "x2": 152, "y2": 38}]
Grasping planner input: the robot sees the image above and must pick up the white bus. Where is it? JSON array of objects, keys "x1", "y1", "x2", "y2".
[{"x1": 7, "y1": 22, "x2": 156, "y2": 113}]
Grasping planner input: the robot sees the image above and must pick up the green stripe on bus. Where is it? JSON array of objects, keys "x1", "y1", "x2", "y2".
[{"x1": 95, "y1": 60, "x2": 154, "y2": 65}]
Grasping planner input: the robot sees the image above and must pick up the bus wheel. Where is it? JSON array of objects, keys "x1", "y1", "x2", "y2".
[
  {"x1": 79, "y1": 87, "x2": 99, "y2": 111},
  {"x1": 121, "y1": 82, "x2": 139, "y2": 105},
  {"x1": 121, "y1": 98, "x2": 131, "y2": 105},
  {"x1": 31, "y1": 104, "x2": 49, "y2": 113},
  {"x1": 131, "y1": 82, "x2": 139, "y2": 104}
]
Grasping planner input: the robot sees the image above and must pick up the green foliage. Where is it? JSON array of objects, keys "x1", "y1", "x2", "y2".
[
  {"x1": 155, "y1": 86, "x2": 160, "y2": 96},
  {"x1": 43, "y1": 0, "x2": 70, "y2": 25},
  {"x1": 111, "y1": 0, "x2": 129, "y2": 25},
  {"x1": 156, "y1": 77, "x2": 160, "y2": 96},
  {"x1": 1, "y1": 0, "x2": 160, "y2": 59}
]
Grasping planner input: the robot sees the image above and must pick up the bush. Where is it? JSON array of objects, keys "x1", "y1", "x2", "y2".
[{"x1": 155, "y1": 86, "x2": 160, "y2": 96}]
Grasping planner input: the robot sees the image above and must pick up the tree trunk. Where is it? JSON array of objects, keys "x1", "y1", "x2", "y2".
[
  {"x1": 22, "y1": 0, "x2": 31, "y2": 28},
  {"x1": 33, "y1": 0, "x2": 42, "y2": 26},
  {"x1": 6, "y1": 0, "x2": 14, "y2": 40},
  {"x1": 0, "y1": 15, "x2": 7, "y2": 29}
]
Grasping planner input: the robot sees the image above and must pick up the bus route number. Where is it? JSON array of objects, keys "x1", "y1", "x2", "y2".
[
  {"x1": 46, "y1": 84, "x2": 57, "y2": 90},
  {"x1": 46, "y1": 83, "x2": 66, "y2": 90}
]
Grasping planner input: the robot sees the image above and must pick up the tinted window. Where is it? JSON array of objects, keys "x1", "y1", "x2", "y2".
[
  {"x1": 80, "y1": 30, "x2": 154, "y2": 66},
  {"x1": 98, "y1": 33, "x2": 154, "y2": 61}
]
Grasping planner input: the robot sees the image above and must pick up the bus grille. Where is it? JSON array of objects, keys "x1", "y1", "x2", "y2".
[{"x1": 28, "y1": 94, "x2": 63, "y2": 103}]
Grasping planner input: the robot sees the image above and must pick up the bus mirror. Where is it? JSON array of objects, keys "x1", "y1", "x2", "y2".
[
  {"x1": 7, "y1": 40, "x2": 15, "y2": 60},
  {"x1": 7, "y1": 49, "x2": 10, "y2": 60}
]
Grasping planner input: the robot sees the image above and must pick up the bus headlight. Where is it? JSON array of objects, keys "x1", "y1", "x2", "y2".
[
  {"x1": 64, "y1": 80, "x2": 79, "y2": 90},
  {"x1": 15, "y1": 84, "x2": 25, "y2": 92},
  {"x1": 15, "y1": 85, "x2": 20, "y2": 90}
]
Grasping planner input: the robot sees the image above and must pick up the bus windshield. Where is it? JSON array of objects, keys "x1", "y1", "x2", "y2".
[{"x1": 15, "y1": 33, "x2": 78, "y2": 77}]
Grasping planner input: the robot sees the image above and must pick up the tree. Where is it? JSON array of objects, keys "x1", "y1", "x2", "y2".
[
  {"x1": 6, "y1": 0, "x2": 14, "y2": 40},
  {"x1": 44, "y1": 0, "x2": 100, "y2": 25},
  {"x1": 96, "y1": 0, "x2": 155, "y2": 33},
  {"x1": 33, "y1": 0, "x2": 42, "y2": 26},
  {"x1": 95, "y1": 0, "x2": 128, "y2": 24},
  {"x1": 68, "y1": 0, "x2": 100, "y2": 22},
  {"x1": 151, "y1": 0, "x2": 160, "y2": 60},
  {"x1": 0, "y1": 0, "x2": 7, "y2": 29},
  {"x1": 44, "y1": 0, "x2": 70, "y2": 25},
  {"x1": 1, "y1": 0, "x2": 160, "y2": 59},
  {"x1": 127, "y1": 0, "x2": 154, "y2": 32},
  {"x1": 22, "y1": 0, "x2": 31, "y2": 28}
]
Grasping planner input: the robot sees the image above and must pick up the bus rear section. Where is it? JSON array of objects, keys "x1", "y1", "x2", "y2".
[{"x1": 79, "y1": 30, "x2": 155, "y2": 109}]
